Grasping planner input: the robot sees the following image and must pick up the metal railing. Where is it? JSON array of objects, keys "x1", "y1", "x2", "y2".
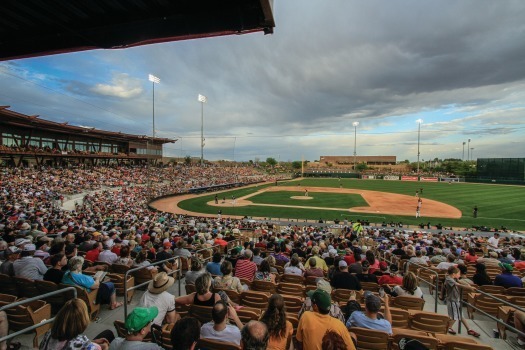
[
  {"x1": 194, "y1": 244, "x2": 220, "y2": 263},
  {"x1": 0, "y1": 287, "x2": 77, "y2": 343},
  {"x1": 124, "y1": 256, "x2": 182, "y2": 318},
  {"x1": 459, "y1": 286, "x2": 525, "y2": 337}
]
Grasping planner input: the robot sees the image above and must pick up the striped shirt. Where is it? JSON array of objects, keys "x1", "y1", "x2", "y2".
[{"x1": 234, "y1": 259, "x2": 257, "y2": 282}]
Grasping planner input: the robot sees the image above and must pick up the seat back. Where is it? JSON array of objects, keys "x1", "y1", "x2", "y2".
[
  {"x1": 392, "y1": 333, "x2": 439, "y2": 350},
  {"x1": 107, "y1": 273, "x2": 135, "y2": 303},
  {"x1": 277, "y1": 282, "x2": 305, "y2": 297},
  {"x1": 0, "y1": 273, "x2": 18, "y2": 296},
  {"x1": 281, "y1": 294, "x2": 304, "y2": 313},
  {"x1": 197, "y1": 338, "x2": 241, "y2": 350},
  {"x1": 281, "y1": 274, "x2": 304, "y2": 284},
  {"x1": 236, "y1": 307, "x2": 262, "y2": 324},
  {"x1": 361, "y1": 282, "x2": 380, "y2": 293},
  {"x1": 110, "y1": 263, "x2": 131, "y2": 274},
  {"x1": 479, "y1": 285, "x2": 506, "y2": 295},
  {"x1": 410, "y1": 312, "x2": 450, "y2": 334},
  {"x1": 251, "y1": 280, "x2": 277, "y2": 294},
  {"x1": 349, "y1": 327, "x2": 390, "y2": 350},
  {"x1": 240, "y1": 290, "x2": 270, "y2": 309},
  {"x1": 132, "y1": 268, "x2": 154, "y2": 289},
  {"x1": 444, "y1": 341, "x2": 494, "y2": 350},
  {"x1": 507, "y1": 287, "x2": 525, "y2": 296},
  {"x1": 214, "y1": 288, "x2": 241, "y2": 304},
  {"x1": 331, "y1": 289, "x2": 353, "y2": 304},
  {"x1": 34, "y1": 280, "x2": 65, "y2": 313},
  {"x1": 114, "y1": 320, "x2": 127, "y2": 338},
  {"x1": 305, "y1": 276, "x2": 320, "y2": 286},
  {"x1": 6, "y1": 299, "x2": 52, "y2": 347},
  {"x1": 475, "y1": 294, "x2": 506, "y2": 317},
  {"x1": 60, "y1": 283, "x2": 100, "y2": 320},
  {"x1": 390, "y1": 308, "x2": 410, "y2": 328},
  {"x1": 14, "y1": 276, "x2": 40, "y2": 298},
  {"x1": 151, "y1": 323, "x2": 174, "y2": 350},
  {"x1": 391, "y1": 296, "x2": 425, "y2": 311},
  {"x1": 185, "y1": 284, "x2": 196, "y2": 295},
  {"x1": 190, "y1": 304, "x2": 213, "y2": 324}
]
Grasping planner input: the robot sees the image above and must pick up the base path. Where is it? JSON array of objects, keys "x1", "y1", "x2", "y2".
[{"x1": 151, "y1": 185, "x2": 462, "y2": 219}]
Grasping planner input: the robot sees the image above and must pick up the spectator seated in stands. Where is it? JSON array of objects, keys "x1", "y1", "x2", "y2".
[
  {"x1": 62, "y1": 256, "x2": 123, "y2": 310},
  {"x1": 472, "y1": 262, "x2": 492, "y2": 286},
  {"x1": 13, "y1": 243, "x2": 47, "y2": 280},
  {"x1": 85, "y1": 242, "x2": 103, "y2": 263},
  {"x1": 241, "y1": 321, "x2": 270, "y2": 350},
  {"x1": 214, "y1": 260, "x2": 246, "y2": 293},
  {"x1": 115, "y1": 246, "x2": 133, "y2": 266},
  {"x1": 173, "y1": 240, "x2": 192, "y2": 258},
  {"x1": 436, "y1": 254, "x2": 457, "y2": 270},
  {"x1": 109, "y1": 306, "x2": 163, "y2": 350},
  {"x1": 0, "y1": 246, "x2": 20, "y2": 276},
  {"x1": 139, "y1": 272, "x2": 178, "y2": 326},
  {"x1": 284, "y1": 255, "x2": 304, "y2": 276},
  {"x1": 185, "y1": 257, "x2": 205, "y2": 285},
  {"x1": 234, "y1": 249, "x2": 258, "y2": 282},
  {"x1": 304, "y1": 246, "x2": 328, "y2": 273},
  {"x1": 170, "y1": 317, "x2": 201, "y2": 350},
  {"x1": 175, "y1": 273, "x2": 221, "y2": 307},
  {"x1": 98, "y1": 240, "x2": 118, "y2": 264},
  {"x1": 299, "y1": 279, "x2": 346, "y2": 322},
  {"x1": 331, "y1": 260, "x2": 362, "y2": 291},
  {"x1": 206, "y1": 253, "x2": 223, "y2": 276},
  {"x1": 260, "y1": 294, "x2": 293, "y2": 350},
  {"x1": 346, "y1": 291, "x2": 392, "y2": 335},
  {"x1": 388, "y1": 272, "x2": 423, "y2": 298},
  {"x1": 356, "y1": 260, "x2": 378, "y2": 283},
  {"x1": 252, "y1": 248, "x2": 264, "y2": 266},
  {"x1": 254, "y1": 259, "x2": 277, "y2": 283},
  {"x1": 378, "y1": 264, "x2": 403, "y2": 286},
  {"x1": 304, "y1": 257, "x2": 325, "y2": 278},
  {"x1": 133, "y1": 250, "x2": 158, "y2": 273},
  {"x1": 297, "y1": 289, "x2": 355, "y2": 350},
  {"x1": 43, "y1": 253, "x2": 67, "y2": 284},
  {"x1": 272, "y1": 246, "x2": 289, "y2": 264},
  {"x1": 200, "y1": 300, "x2": 243, "y2": 346},
  {"x1": 494, "y1": 262, "x2": 523, "y2": 288}
]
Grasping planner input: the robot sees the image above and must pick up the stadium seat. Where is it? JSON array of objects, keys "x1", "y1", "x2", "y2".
[
  {"x1": 240, "y1": 290, "x2": 270, "y2": 309},
  {"x1": 391, "y1": 296, "x2": 425, "y2": 311},
  {"x1": 349, "y1": 327, "x2": 390, "y2": 350},
  {"x1": 0, "y1": 274, "x2": 18, "y2": 296},
  {"x1": 409, "y1": 311, "x2": 450, "y2": 334},
  {"x1": 6, "y1": 299, "x2": 52, "y2": 348},
  {"x1": 197, "y1": 338, "x2": 241, "y2": 350}
]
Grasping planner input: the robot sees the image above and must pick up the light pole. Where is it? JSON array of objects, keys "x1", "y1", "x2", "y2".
[
  {"x1": 470, "y1": 147, "x2": 474, "y2": 161},
  {"x1": 198, "y1": 94, "x2": 207, "y2": 165},
  {"x1": 462, "y1": 141, "x2": 466, "y2": 161},
  {"x1": 467, "y1": 138, "x2": 471, "y2": 161},
  {"x1": 148, "y1": 74, "x2": 160, "y2": 200},
  {"x1": 416, "y1": 119, "x2": 423, "y2": 174},
  {"x1": 352, "y1": 121, "x2": 359, "y2": 171}
]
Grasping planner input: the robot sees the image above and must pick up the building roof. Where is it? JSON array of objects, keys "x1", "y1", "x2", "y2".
[
  {"x1": 0, "y1": 106, "x2": 175, "y2": 144},
  {"x1": 0, "y1": 0, "x2": 275, "y2": 61}
]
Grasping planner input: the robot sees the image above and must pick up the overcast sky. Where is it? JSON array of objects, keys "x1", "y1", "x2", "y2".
[{"x1": 1, "y1": 0, "x2": 525, "y2": 162}]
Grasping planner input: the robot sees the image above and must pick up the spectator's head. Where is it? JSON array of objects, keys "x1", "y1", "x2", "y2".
[
  {"x1": 338, "y1": 260, "x2": 348, "y2": 271},
  {"x1": 290, "y1": 256, "x2": 299, "y2": 267},
  {"x1": 51, "y1": 298, "x2": 90, "y2": 341},
  {"x1": 253, "y1": 248, "x2": 261, "y2": 257},
  {"x1": 241, "y1": 321, "x2": 269, "y2": 350},
  {"x1": 125, "y1": 306, "x2": 158, "y2": 336},
  {"x1": 244, "y1": 249, "x2": 253, "y2": 260},
  {"x1": 68, "y1": 256, "x2": 84, "y2": 272},
  {"x1": 402, "y1": 272, "x2": 419, "y2": 295},
  {"x1": 447, "y1": 254, "x2": 455, "y2": 263},
  {"x1": 489, "y1": 251, "x2": 499, "y2": 259},
  {"x1": 322, "y1": 331, "x2": 347, "y2": 350},
  {"x1": 21, "y1": 243, "x2": 36, "y2": 257},
  {"x1": 195, "y1": 273, "x2": 212, "y2": 295},
  {"x1": 212, "y1": 252, "x2": 222, "y2": 263},
  {"x1": 364, "y1": 291, "x2": 382, "y2": 313},
  {"x1": 171, "y1": 317, "x2": 201, "y2": 350},
  {"x1": 190, "y1": 257, "x2": 202, "y2": 272},
  {"x1": 308, "y1": 257, "x2": 317, "y2": 268},
  {"x1": 148, "y1": 272, "x2": 175, "y2": 294},
  {"x1": 447, "y1": 266, "x2": 460, "y2": 277},
  {"x1": 499, "y1": 262, "x2": 513, "y2": 273},
  {"x1": 220, "y1": 260, "x2": 233, "y2": 276},
  {"x1": 259, "y1": 259, "x2": 271, "y2": 274},
  {"x1": 311, "y1": 290, "x2": 332, "y2": 315},
  {"x1": 120, "y1": 246, "x2": 130, "y2": 258},
  {"x1": 260, "y1": 294, "x2": 287, "y2": 339},
  {"x1": 50, "y1": 253, "x2": 66, "y2": 268},
  {"x1": 211, "y1": 300, "x2": 229, "y2": 324},
  {"x1": 361, "y1": 260, "x2": 370, "y2": 272},
  {"x1": 458, "y1": 264, "x2": 468, "y2": 275}
]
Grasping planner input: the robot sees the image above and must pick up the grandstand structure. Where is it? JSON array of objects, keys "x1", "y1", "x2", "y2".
[
  {"x1": 320, "y1": 155, "x2": 397, "y2": 166},
  {"x1": 0, "y1": 106, "x2": 176, "y2": 167}
]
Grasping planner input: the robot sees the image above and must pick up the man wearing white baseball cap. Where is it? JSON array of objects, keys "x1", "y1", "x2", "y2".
[{"x1": 13, "y1": 244, "x2": 47, "y2": 280}]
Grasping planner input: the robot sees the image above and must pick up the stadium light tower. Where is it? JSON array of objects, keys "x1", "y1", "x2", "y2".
[
  {"x1": 198, "y1": 94, "x2": 207, "y2": 165},
  {"x1": 471, "y1": 147, "x2": 475, "y2": 161},
  {"x1": 416, "y1": 119, "x2": 423, "y2": 174},
  {"x1": 148, "y1": 74, "x2": 160, "y2": 200},
  {"x1": 467, "y1": 138, "x2": 471, "y2": 161},
  {"x1": 353, "y1": 121, "x2": 359, "y2": 171},
  {"x1": 462, "y1": 141, "x2": 466, "y2": 161}
]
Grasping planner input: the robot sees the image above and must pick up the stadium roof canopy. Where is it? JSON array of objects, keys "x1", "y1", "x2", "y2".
[{"x1": 0, "y1": 0, "x2": 275, "y2": 61}]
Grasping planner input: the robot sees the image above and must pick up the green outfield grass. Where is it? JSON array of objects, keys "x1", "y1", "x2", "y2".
[{"x1": 176, "y1": 178, "x2": 525, "y2": 230}]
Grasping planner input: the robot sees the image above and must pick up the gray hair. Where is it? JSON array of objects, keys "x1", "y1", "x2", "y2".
[{"x1": 69, "y1": 256, "x2": 84, "y2": 272}]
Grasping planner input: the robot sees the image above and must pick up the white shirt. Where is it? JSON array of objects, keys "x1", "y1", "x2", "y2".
[
  {"x1": 284, "y1": 266, "x2": 303, "y2": 276},
  {"x1": 139, "y1": 291, "x2": 175, "y2": 326},
  {"x1": 200, "y1": 322, "x2": 241, "y2": 345},
  {"x1": 98, "y1": 250, "x2": 118, "y2": 264},
  {"x1": 488, "y1": 237, "x2": 499, "y2": 248}
]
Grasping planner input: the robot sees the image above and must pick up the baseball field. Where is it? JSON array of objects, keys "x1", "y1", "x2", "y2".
[{"x1": 151, "y1": 178, "x2": 525, "y2": 231}]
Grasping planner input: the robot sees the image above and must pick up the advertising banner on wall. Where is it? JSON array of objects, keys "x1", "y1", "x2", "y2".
[
  {"x1": 401, "y1": 176, "x2": 418, "y2": 181},
  {"x1": 384, "y1": 175, "x2": 400, "y2": 181},
  {"x1": 362, "y1": 175, "x2": 376, "y2": 179},
  {"x1": 420, "y1": 177, "x2": 438, "y2": 182}
]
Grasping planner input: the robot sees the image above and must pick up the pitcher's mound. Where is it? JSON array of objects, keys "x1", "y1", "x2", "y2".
[{"x1": 291, "y1": 196, "x2": 313, "y2": 200}]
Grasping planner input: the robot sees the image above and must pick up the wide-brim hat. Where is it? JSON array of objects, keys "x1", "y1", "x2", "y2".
[{"x1": 148, "y1": 272, "x2": 174, "y2": 294}]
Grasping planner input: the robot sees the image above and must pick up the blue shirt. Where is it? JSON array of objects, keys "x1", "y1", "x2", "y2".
[
  {"x1": 347, "y1": 311, "x2": 392, "y2": 334},
  {"x1": 206, "y1": 262, "x2": 222, "y2": 276},
  {"x1": 62, "y1": 271, "x2": 95, "y2": 292},
  {"x1": 494, "y1": 273, "x2": 523, "y2": 288}
]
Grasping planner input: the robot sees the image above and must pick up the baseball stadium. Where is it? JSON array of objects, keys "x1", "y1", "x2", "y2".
[{"x1": 2, "y1": 1, "x2": 525, "y2": 350}]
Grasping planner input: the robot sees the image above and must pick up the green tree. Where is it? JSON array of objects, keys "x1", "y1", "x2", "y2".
[
  {"x1": 184, "y1": 155, "x2": 192, "y2": 165},
  {"x1": 266, "y1": 157, "x2": 277, "y2": 167},
  {"x1": 356, "y1": 162, "x2": 368, "y2": 171},
  {"x1": 292, "y1": 161, "x2": 302, "y2": 169}
]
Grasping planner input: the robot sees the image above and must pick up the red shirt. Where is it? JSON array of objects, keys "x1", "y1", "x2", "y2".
[
  {"x1": 215, "y1": 238, "x2": 228, "y2": 247},
  {"x1": 85, "y1": 248, "x2": 100, "y2": 262},
  {"x1": 344, "y1": 255, "x2": 356, "y2": 265},
  {"x1": 378, "y1": 274, "x2": 403, "y2": 286},
  {"x1": 234, "y1": 259, "x2": 257, "y2": 282}
]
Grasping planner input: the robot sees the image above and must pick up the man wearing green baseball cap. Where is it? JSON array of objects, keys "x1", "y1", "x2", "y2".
[
  {"x1": 296, "y1": 289, "x2": 355, "y2": 350},
  {"x1": 109, "y1": 306, "x2": 164, "y2": 350},
  {"x1": 495, "y1": 262, "x2": 523, "y2": 288}
]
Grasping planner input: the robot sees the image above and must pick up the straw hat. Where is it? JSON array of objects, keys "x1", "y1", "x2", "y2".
[{"x1": 148, "y1": 272, "x2": 174, "y2": 294}]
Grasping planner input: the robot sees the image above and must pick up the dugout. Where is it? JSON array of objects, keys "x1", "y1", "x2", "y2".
[{"x1": 476, "y1": 158, "x2": 525, "y2": 184}]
